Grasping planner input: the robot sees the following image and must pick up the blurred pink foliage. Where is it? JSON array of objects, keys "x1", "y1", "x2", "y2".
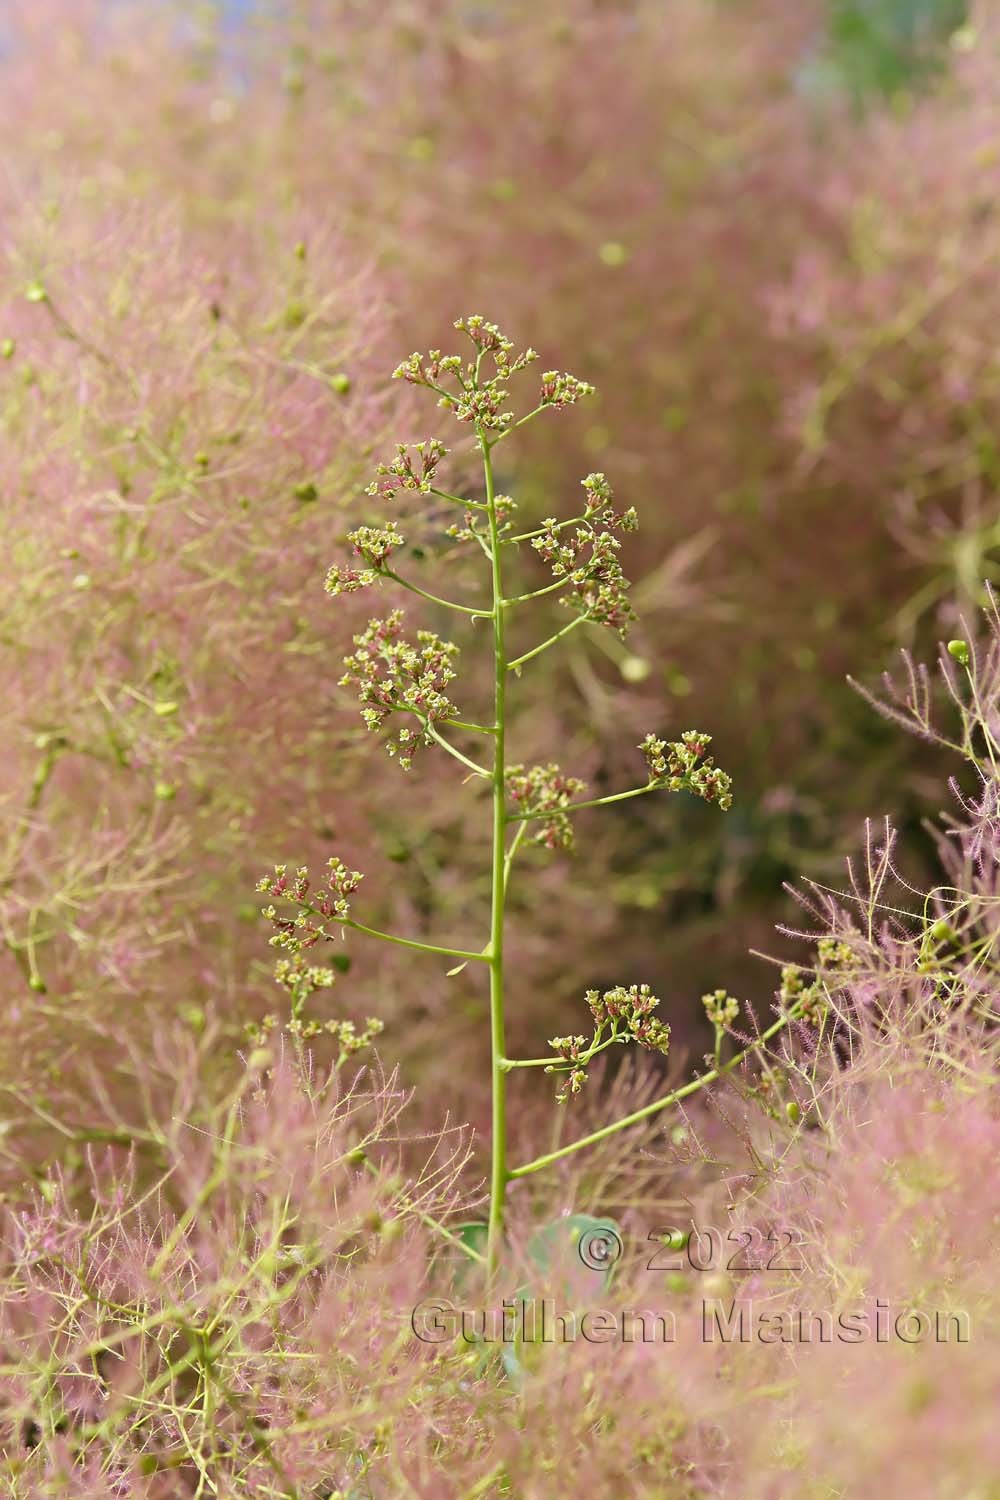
[{"x1": 2, "y1": 23, "x2": 1000, "y2": 1477}]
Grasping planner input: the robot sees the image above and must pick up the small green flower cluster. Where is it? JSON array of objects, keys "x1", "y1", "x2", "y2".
[
  {"x1": 639, "y1": 731, "x2": 734, "y2": 810},
  {"x1": 581, "y1": 471, "x2": 639, "y2": 531},
  {"x1": 324, "y1": 523, "x2": 404, "y2": 598},
  {"x1": 257, "y1": 858, "x2": 362, "y2": 926},
  {"x1": 392, "y1": 316, "x2": 590, "y2": 434},
  {"x1": 340, "y1": 609, "x2": 460, "y2": 769},
  {"x1": 702, "y1": 988, "x2": 740, "y2": 1028},
  {"x1": 454, "y1": 314, "x2": 538, "y2": 371},
  {"x1": 245, "y1": 1006, "x2": 384, "y2": 1062},
  {"x1": 274, "y1": 952, "x2": 336, "y2": 1002},
  {"x1": 588, "y1": 983, "x2": 672, "y2": 1054},
  {"x1": 539, "y1": 370, "x2": 596, "y2": 409},
  {"x1": 816, "y1": 936, "x2": 859, "y2": 971},
  {"x1": 532, "y1": 520, "x2": 636, "y2": 636},
  {"x1": 257, "y1": 861, "x2": 363, "y2": 972},
  {"x1": 546, "y1": 1036, "x2": 591, "y2": 1102},
  {"x1": 505, "y1": 763, "x2": 587, "y2": 850},
  {"x1": 780, "y1": 935, "x2": 862, "y2": 1025},
  {"x1": 779, "y1": 965, "x2": 828, "y2": 1025},
  {"x1": 365, "y1": 439, "x2": 448, "y2": 500},
  {"x1": 546, "y1": 984, "x2": 671, "y2": 1103}
]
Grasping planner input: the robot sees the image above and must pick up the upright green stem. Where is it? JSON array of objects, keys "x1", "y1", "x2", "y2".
[{"x1": 483, "y1": 429, "x2": 508, "y2": 1280}]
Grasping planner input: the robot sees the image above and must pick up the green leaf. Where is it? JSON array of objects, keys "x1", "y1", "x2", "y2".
[
  {"x1": 438, "y1": 1220, "x2": 488, "y2": 1294},
  {"x1": 525, "y1": 1212, "x2": 623, "y2": 1290}
]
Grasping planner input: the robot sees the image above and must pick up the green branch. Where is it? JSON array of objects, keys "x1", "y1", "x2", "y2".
[
  {"x1": 508, "y1": 1011, "x2": 799, "y2": 1178},
  {"x1": 509, "y1": 782, "x2": 657, "y2": 821},
  {"x1": 423, "y1": 721, "x2": 492, "y2": 779},
  {"x1": 343, "y1": 916, "x2": 491, "y2": 964},
  {"x1": 503, "y1": 578, "x2": 570, "y2": 607},
  {"x1": 383, "y1": 569, "x2": 491, "y2": 618},
  {"x1": 507, "y1": 612, "x2": 590, "y2": 671}
]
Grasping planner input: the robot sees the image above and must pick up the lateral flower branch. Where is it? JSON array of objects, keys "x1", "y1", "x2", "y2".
[{"x1": 256, "y1": 315, "x2": 764, "y2": 1280}]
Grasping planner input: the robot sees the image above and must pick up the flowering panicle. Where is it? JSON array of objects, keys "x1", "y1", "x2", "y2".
[
  {"x1": 339, "y1": 609, "x2": 460, "y2": 769},
  {"x1": 324, "y1": 523, "x2": 404, "y2": 598},
  {"x1": 546, "y1": 983, "x2": 671, "y2": 1101},
  {"x1": 532, "y1": 519, "x2": 636, "y2": 636},
  {"x1": 640, "y1": 730, "x2": 733, "y2": 810},
  {"x1": 365, "y1": 439, "x2": 448, "y2": 499},
  {"x1": 256, "y1": 317, "x2": 737, "y2": 1263},
  {"x1": 254, "y1": 861, "x2": 379, "y2": 1043},
  {"x1": 505, "y1": 763, "x2": 587, "y2": 850}
]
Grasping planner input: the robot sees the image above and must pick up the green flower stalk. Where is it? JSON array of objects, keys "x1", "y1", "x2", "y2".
[{"x1": 258, "y1": 316, "x2": 746, "y2": 1279}]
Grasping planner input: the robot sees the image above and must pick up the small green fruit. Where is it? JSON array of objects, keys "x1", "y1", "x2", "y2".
[
  {"x1": 620, "y1": 654, "x2": 651, "y2": 684},
  {"x1": 947, "y1": 639, "x2": 970, "y2": 666},
  {"x1": 599, "y1": 241, "x2": 629, "y2": 267}
]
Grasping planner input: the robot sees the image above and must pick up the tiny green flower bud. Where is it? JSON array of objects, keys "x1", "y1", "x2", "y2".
[
  {"x1": 929, "y1": 918, "x2": 957, "y2": 944},
  {"x1": 24, "y1": 281, "x2": 47, "y2": 304},
  {"x1": 598, "y1": 241, "x2": 629, "y2": 267},
  {"x1": 785, "y1": 1100, "x2": 801, "y2": 1124},
  {"x1": 620, "y1": 654, "x2": 651, "y2": 683},
  {"x1": 1, "y1": 338, "x2": 15, "y2": 359},
  {"x1": 947, "y1": 639, "x2": 970, "y2": 666},
  {"x1": 329, "y1": 372, "x2": 351, "y2": 394},
  {"x1": 154, "y1": 781, "x2": 177, "y2": 801}
]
